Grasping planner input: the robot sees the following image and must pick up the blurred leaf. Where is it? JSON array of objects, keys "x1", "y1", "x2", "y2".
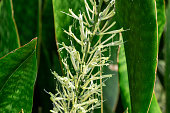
[
  {"x1": 103, "y1": 68, "x2": 119, "y2": 113},
  {"x1": 0, "y1": 0, "x2": 20, "y2": 58},
  {"x1": 116, "y1": 0, "x2": 158, "y2": 112},
  {"x1": 165, "y1": 1, "x2": 170, "y2": 112},
  {"x1": 12, "y1": 0, "x2": 38, "y2": 45},
  {"x1": 157, "y1": 60, "x2": 165, "y2": 89},
  {"x1": 158, "y1": 60, "x2": 165, "y2": 77},
  {"x1": 0, "y1": 38, "x2": 37, "y2": 113},
  {"x1": 156, "y1": 0, "x2": 166, "y2": 43},
  {"x1": 118, "y1": 42, "x2": 131, "y2": 113},
  {"x1": 32, "y1": 0, "x2": 63, "y2": 113},
  {"x1": 102, "y1": 43, "x2": 119, "y2": 113}
]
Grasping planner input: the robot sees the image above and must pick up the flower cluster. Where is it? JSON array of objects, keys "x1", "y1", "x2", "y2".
[{"x1": 49, "y1": 0, "x2": 123, "y2": 112}]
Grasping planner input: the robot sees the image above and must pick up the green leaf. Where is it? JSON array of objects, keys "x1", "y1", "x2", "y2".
[
  {"x1": 116, "y1": 0, "x2": 158, "y2": 113},
  {"x1": 32, "y1": 0, "x2": 63, "y2": 112},
  {"x1": 52, "y1": 0, "x2": 84, "y2": 46},
  {"x1": 118, "y1": 42, "x2": 131, "y2": 113},
  {"x1": 0, "y1": 38, "x2": 37, "y2": 113},
  {"x1": 156, "y1": 0, "x2": 166, "y2": 42},
  {"x1": 148, "y1": 94, "x2": 162, "y2": 113},
  {"x1": 12, "y1": 0, "x2": 38, "y2": 45},
  {"x1": 165, "y1": 1, "x2": 170, "y2": 113},
  {"x1": 118, "y1": 41, "x2": 161, "y2": 113},
  {"x1": 0, "y1": 0, "x2": 20, "y2": 58}
]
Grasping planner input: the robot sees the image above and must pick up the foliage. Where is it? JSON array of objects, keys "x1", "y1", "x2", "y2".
[
  {"x1": 0, "y1": 0, "x2": 169, "y2": 113},
  {"x1": 0, "y1": 38, "x2": 37, "y2": 112}
]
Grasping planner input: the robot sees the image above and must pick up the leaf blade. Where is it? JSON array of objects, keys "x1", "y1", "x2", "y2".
[
  {"x1": 118, "y1": 43, "x2": 131, "y2": 113},
  {"x1": 116, "y1": 0, "x2": 158, "y2": 112},
  {"x1": 12, "y1": 0, "x2": 38, "y2": 45},
  {"x1": 148, "y1": 93, "x2": 162, "y2": 113},
  {"x1": 156, "y1": 0, "x2": 166, "y2": 42},
  {"x1": 118, "y1": 42, "x2": 161, "y2": 113},
  {"x1": 0, "y1": 0, "x2": 20, "y2": 57},
  {"x1": 0, "y1": 38, "x2": 37, "y2": 113}
]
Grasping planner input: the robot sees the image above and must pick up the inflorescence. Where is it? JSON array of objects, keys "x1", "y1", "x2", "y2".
[{"x1": 49, "y1": 0, "x2": 124, "y2": 112}]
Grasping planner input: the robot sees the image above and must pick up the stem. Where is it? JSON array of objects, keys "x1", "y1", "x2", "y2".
[
  {"x1": 87, "y1": 0, "x2": 104, "y2": 112},
  {"x1": 97, "y1": 1, "x2": 104, "y2": 113},
  {"x1": 100, "y1": 40, "x2": 103, "y2": 113}
]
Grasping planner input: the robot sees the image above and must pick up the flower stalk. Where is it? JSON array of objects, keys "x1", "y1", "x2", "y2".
[{"x1": 49, "y1": 0, "x2": 123, "y2": 112}]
